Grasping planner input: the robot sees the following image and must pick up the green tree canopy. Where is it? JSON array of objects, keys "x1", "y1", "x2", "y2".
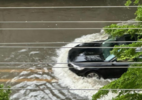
[{"x1": 92, "y1": 0, "x2": 142, "y2": 100}]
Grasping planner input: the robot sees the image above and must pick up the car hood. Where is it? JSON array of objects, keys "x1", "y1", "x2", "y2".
[{"x1": 68, "y1": 42, "x2": 104, "y2": 62}]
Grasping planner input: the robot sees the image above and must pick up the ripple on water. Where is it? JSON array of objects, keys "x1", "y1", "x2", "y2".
[{"x1": 10, "y1": 48, "x2": 86, "y2": 100}]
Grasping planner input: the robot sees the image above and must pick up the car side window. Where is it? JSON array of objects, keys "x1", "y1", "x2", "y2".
[
  {"x1": 105, "y1": 54, "x2": 115, "y2": 61},
  {"x1": 125, "y1": 36, "x2": 136, "y2": 41},
  {"x1": 116, "y1": 35, "x2": 136, "y2": 45}
]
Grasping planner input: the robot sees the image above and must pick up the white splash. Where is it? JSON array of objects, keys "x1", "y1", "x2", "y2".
[
  {"x1": 29, "y1": 51, "x2": 40, "y2": 56},
  {"x1": 18, "y1": 49, "x2": 28, "y2": 53},
  {"x1": 53, "y1": 32, "x2": 118, "y2": 99}
]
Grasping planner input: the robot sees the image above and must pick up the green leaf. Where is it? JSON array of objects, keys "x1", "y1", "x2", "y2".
[
  {"x1": 92, "y1": 0, "x2": 142, "y2": 100},
  {"x1": 125, "y1": 0, "x2": 132, "y2": 6}
]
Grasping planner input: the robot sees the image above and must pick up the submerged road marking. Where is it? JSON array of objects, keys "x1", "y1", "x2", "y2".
[
  {"x1": 0, "y1": 78, "x2": 58, "y2": 83},
  {"x1": 0, "y1": 69, "x2": 52, "y2": 73}
]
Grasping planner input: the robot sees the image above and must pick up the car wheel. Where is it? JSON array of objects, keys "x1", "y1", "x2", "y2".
[{"x1": 86, "y1": 72, "x2": 100, "y2": 79}]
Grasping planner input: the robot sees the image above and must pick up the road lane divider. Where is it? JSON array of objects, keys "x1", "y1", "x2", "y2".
[
  {"x1": 0, "y1": 69, "x2": 52, "y2": 73},
  {"x1": 0, "y1": 78, "x2": 58, "y2": 83}
]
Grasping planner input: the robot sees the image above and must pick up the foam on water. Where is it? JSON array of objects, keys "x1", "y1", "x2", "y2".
[
  {"x1": 10, "y1": 48, "x2": 85, "y2": 100},
  {"x1": 53, "y1": 32, "x2": 118, "y2": 99}
]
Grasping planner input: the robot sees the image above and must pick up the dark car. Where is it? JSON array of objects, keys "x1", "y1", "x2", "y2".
[{"x1": 68, "y1": 34, "x2": 141, "y2": 79}]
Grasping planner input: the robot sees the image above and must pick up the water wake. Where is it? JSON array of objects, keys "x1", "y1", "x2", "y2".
[{"x1": 53, "y1": 32, "x2": 119, "y2": 99}]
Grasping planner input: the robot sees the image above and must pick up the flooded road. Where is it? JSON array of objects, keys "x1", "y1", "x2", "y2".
[{"x1": 0, "y1": 0, "x2": 137, "y2": 100}]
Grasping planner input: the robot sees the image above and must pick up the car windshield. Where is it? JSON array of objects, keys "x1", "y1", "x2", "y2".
[
  {"x1": 102, "y1": 38, "x2": 116, "y2": 60},
  {"x1": 102, "y1": 34, "x2": 137, "y2": 61}
]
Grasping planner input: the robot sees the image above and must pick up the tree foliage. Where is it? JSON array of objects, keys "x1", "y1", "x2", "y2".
[
  {"x1": 92, "y1": 66, "x2": 142, "y2": 100},
  {"x1": 92, "y1": 0, "x2": 142, "y2": 100},
  {"x1": 0, "y1": 84, "x2": 10, "y2": 100}
]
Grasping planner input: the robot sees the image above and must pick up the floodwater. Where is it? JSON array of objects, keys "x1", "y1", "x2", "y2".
[{"x1": 0, "y1": 0, "x2": 137, "y2": 100}]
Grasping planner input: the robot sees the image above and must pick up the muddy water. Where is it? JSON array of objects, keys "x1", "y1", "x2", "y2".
[{"x1": 0, "y1": 0, "x2": 137, "y2": 100}]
